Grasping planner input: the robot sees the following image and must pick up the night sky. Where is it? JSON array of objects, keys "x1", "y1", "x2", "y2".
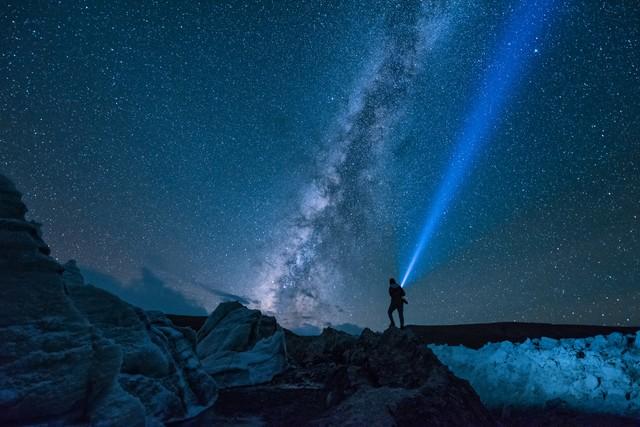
[{"x1": 2, "y1": 0, "x2": 638, "y2": 331}]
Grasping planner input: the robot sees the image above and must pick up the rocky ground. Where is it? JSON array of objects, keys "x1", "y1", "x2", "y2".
[
  {"x1": 182, "y1": 326, "x2": 494, "y2": 426},
  {"x1": 199, "y1": 327, "x2": 640, "y2": 427}
]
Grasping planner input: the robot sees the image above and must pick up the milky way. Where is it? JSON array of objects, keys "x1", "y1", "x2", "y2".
[
  {"x1": 3, "y1": 0, "x2": 638, "y2": 329},
  {"x1": 256, "y1": 1, "x2": 455, "y2": 326}
]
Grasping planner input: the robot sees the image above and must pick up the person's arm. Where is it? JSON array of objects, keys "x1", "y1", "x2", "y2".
[{"x1": 400, "y1": 288, "x2": 406, "y2": 297}]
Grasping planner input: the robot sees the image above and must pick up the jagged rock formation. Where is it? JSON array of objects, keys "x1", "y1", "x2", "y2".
[
  {"x1": 215, "y1": 326, "x2": 494, "y2": 426},
  {"x1": 0, "y1": 174, "x2": 216, "y2": 425},
  {"x1": 0, "y1": 174, "x2": 141, "y2": 425},
  {"x1": 314, "y1": 328, "x2": 494, "y2": 426},
  {"x1": 0, "y1": 173, "x2": 502, "y2": 426},
  {"x1": 67, "y1": 285, "x2": 218, "y2": 423},
  {"x1": 197, "y1": 301, "x2": 287, "y2": 388}
]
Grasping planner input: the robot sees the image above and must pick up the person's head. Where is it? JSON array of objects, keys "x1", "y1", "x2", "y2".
[{"x1": 389, "y1": 277, "x2": 397, "y2": 285}]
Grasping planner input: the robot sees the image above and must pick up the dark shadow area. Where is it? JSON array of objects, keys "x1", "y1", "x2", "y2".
[
  {"x1": 288, "y1": 323, "x2": 322, "y2": 336},
  {"x1": 492, "y1": 406, "x2": 640, "y2": 427}
]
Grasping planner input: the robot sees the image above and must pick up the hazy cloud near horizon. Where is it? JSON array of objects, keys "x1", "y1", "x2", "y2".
[
  {"x1": 81, "y1": 266, "x2": 255, "y2": 316},
  {"x1": 80, "y1": 265, "x2": 368, "y2": 332}
]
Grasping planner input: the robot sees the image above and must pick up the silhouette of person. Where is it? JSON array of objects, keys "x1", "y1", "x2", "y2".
[{"x1": 387, "y1": 277, "x2": 407, "y2": 328}]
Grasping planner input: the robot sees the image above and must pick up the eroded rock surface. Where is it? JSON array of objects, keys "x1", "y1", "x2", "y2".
[
  {"x1": 0, "y1": 174, "x2": 216, "y2": 426},
  {"x1": 197, "y1": 301, "x2": 287, "y2": 388},
  {"x1": 317, "y1": 327, "x2": 494, "y2": 426},
  {"x1": 215, "y1": 326, "x2": 494, "y2": 426},
  {"x1": 0, "y1": 174, "x2": 143, "y2": 426},
  {"x1": 68, "y1": 285, "x2": 218, "y2": 423}
]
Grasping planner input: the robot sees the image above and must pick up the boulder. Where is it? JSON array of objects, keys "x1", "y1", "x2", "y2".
[
  {"x1": 286, "y1": 327, "x2": 357, "y2": 365},
  {"x1": 197, "y1": 301, "x2": 287, "y2": 387},
  {"x1": 319, "y1": 327, "x2": 494, "y2": 426},
  {"x1": 0, "y1": 174, "x2": 27, "y2": 220}
]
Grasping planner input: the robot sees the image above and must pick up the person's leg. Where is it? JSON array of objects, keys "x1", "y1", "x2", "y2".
[
  {"x1": 398, "y1": 304, "x2": 404, "y2": 329},
  {"x1": 387, "y1": 302, "x2": 396, "y2": 327}
]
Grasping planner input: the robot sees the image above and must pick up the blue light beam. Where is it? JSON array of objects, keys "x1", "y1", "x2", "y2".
[{"x1": 401, "y1": 0, "x2": 556, "y2": 287}]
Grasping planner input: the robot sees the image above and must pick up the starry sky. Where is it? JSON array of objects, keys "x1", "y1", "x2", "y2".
[{"x1": 1, "y1": 0, "x2": 638, "y2": 331}]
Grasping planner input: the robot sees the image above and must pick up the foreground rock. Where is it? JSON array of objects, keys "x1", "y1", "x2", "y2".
[
  {"x1": 316, "y1": 328, "x2": 494, "y2": 426},
  {"x1": 0, "y1": 174, "x2": 216, "y2": 425},
  {"x1": 0, "y1": 174, "x2": 138, "y2": 425},
  {"x1": 214, "y1": 326, "x2": 494, "y2": 426},
  {"x1": 67, "y1": 284, "x2": 217, "y2": 424},
  {"x1": 197, "y1": 301, "x2": 287, "y2": 388}
]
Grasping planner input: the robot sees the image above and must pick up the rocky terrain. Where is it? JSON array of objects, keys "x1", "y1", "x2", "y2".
[
  {"x1": 196, "y1": 301, "x2": 287, "y2": 388},
  {"x1": 202, "y1": 325, "x2": 640, "y2": 427},
  {"x1": 185, "y1": 323, "x2": 495, "y2": 426}
]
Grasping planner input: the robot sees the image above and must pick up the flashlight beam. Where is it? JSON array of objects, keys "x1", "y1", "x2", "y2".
[{"x1": 401, "y1": 0, "x2": 556, "y2": 287}]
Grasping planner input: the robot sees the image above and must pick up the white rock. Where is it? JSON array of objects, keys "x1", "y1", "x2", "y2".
[
  {"x1": 204, "y1": 329, "x2": 287, "y2": 387},
  {"x1": 538, "y1": 336, "x2": 558, "y2": 350},
  {"x1": 197, "y1": 301, "x2": 287, "y2": 388},
  {"x1": 68, "y1": 285, "x2": 218, "y2": 423}
]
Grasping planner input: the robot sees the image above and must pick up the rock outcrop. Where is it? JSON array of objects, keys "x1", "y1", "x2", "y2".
[
  {"x1": 67, "y1": 284, "x2": 218, "y2": 423},
  {"x1": 214, "y1": 326, "x2": 494, "y2": 426},
  {"x1": 0, "y1": 174, "x2": 216, "y2": 425},
  {"x1": 0, "y1": 174, "x2": 142, "y2": 425},
  {"x1": 197, "y1": 301, "x2": 288, "y2": 388},
  {"x1": 316, "y1": 327, "x2": 494, "y2": 426}
]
